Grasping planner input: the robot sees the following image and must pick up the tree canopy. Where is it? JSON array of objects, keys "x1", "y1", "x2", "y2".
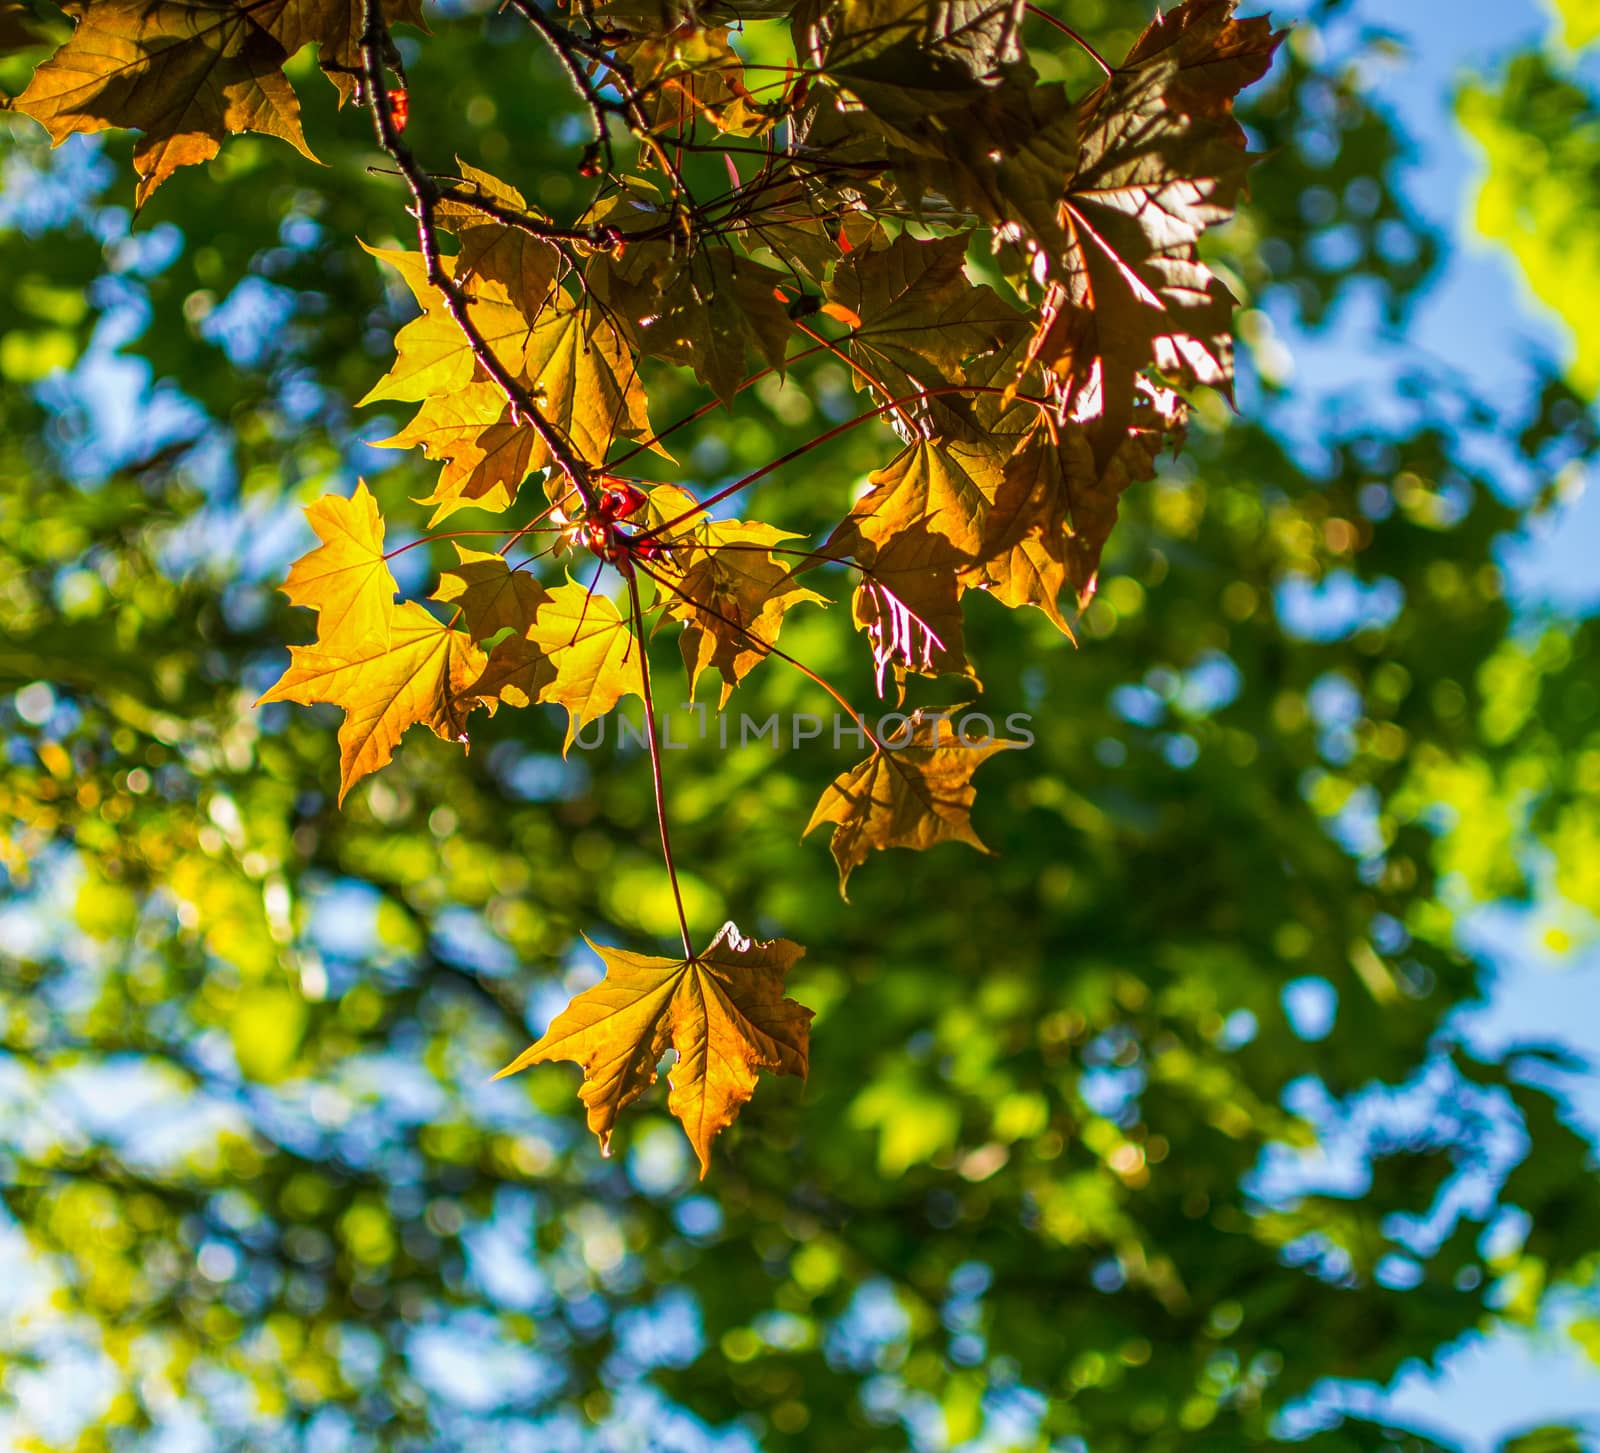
[{"x1": 1, "y1": 0, "x2": 1599, "y2": 1450}]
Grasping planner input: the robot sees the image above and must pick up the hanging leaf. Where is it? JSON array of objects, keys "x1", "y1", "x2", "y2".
[
  {"x1": 259, "y1": 602, "x2": 485, "y2": 803},
  {"x1": 379, "y1": 384, "x2": 542, "y2": 523},
  {"x1": 805, "y1": 709, "x2": 1020, "y2": 896},
  {"x1": 433, "y1": 547, "x2": 551, "y2": 642},
  {"x1": 496, "y1": 922, "x2": 812, "y2": 1176},
  {"x1": 14, "y1": 0, "x2": 316, "y2": 205},
  {"x1": 437, "y1": 161, "x2": 562, "y2": 306},
  {"x1": 824, "y1": 231, "x2": 1023, "y2": 437},
  {"x1": 278, "y1": 482, "x2": 398, "y2": 649},
  {"x1": 661, "y1": 516, "x2": 828, "y2": 703},
  {"x1": 358, "y1": 243, "x2": 545, "y2": 407},
  {"x1": 520, "y1": 578, "x2": 643, "y2": 750},
  {"x1": 1027, "y1": 5, "x2": 1284, "y2": 442}
]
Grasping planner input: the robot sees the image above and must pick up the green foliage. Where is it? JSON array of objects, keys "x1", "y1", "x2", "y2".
[
  {"x1": 1549, "y1": 0, "x2": 1600, "y2": 53},
  {"x1": 1460, "y1": 52, "x2": 1600, "y2": 396}
]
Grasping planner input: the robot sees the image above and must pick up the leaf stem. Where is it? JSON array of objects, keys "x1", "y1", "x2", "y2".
[
  {"x1": 636, "y1": 383, "x2": 1044, "y2": 543},
  {"x1": 1024, "y1": 5, "x2": 1113, "y2": 76},
  {"x1": 623, "y1": 560, "x2": 695, "y2": 960}
]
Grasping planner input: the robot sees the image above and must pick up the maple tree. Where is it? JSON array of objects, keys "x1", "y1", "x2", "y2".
[
  {"x1": 6, "y1": 0, "x2": 1280, "y2": 1171},
  {"x1": 10, "y1": 7, "x2": 1600, "y2": 1444}
]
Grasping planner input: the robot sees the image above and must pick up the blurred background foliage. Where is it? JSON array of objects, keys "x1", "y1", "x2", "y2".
[{"x1": 2, "y1": 0, "x2": 1600, "y2": 1450}]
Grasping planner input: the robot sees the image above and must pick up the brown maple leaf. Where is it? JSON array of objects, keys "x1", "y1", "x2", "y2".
[
  {"x1": 1027, "y1": 1, "x2": 1283, "y2": 445},
  {"x1": 14, "y1": 0, "x2": 316, "y2": 206},
  {"x1": 824, "y1": 231, "x2": 1023, "y2": 438},
  {"x1": 805, "y1": 709, "x2": 1020, "y2": 897},
  {"x1": 966, "y1": 381, "x2": 1185, "y2": 623},
  {"x1": 825, "y1": 441, "x2": 999, "y2": 694},
  {"x1": 659, "y1": 515, "x2": 828, "y2": 704},
  {"x1": 437, "y1": 161, "x2": 561, "y2": 311},
  {"x1": 495, "y1": 923, "x2": 812, "y2": 1176}
]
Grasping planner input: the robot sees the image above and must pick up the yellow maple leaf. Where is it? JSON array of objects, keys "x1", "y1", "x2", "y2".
[
  {"x1": 495, "y1": 923, "x2": 812, "y2": 1177},
  {"x1": 358, "y1": 244, "x2": 539, "y2": 407},
  {"x1": 258, "y1": 601, "x2": 484, "y2": 803},
  {"x1": 805, "y1": 710, "x2": 1020, "y2": 897},
  {"x1": 438, "y1": 160, "x2": 561, "y2": 304},
  {"x1": 377, "y1": 383, "x2": 538, "y2": 523},
  {"x1": 524, "y1": 579, "x2": 642, "y2": 751},
  {"x1": 522, "y1": 305, "x2": 654, "y2": 466},
  {"x1": 433, "y1": 547, "x2": 550, "y2": 642},
  {"x1": 278, "y1": 481, "x2": 397, "y2": 649},
  {"x1": 14, "y1": 0, "x2": 318, "y2": 207}
]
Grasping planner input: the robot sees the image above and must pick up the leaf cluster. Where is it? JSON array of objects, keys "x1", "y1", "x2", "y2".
[{"x1": 8, "y1": 0, "x2": 1281, "y2": 1167}]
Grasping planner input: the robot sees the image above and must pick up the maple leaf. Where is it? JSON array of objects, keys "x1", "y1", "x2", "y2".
[
  {"x1": 495, "y1": 922, "x2": 811, "y2": 1176},
  {"x1": 466, "y1": 634, "x2": 555, "y2": 710},
  {"x1": 814, "y1": 0, "x2": 1027, "y2": 148},
  {"x1": 730, "y1": 176, "x2": 862, "y2": 282},
  {"x1": 363, "y1": 243, "x2": 655, "y2": 510},
  {"x1": 961, "y1": 426, "x2": 1085, "y2": 632},
  {"x1": 522, "y1": 304, "x2": 655, "y2": 468},
  {"x1": 521, "y1": 578, "x2": 643, "y2": 750},
  {"x1": 825, "y1": 442, "x2": 994, "y2": 693},
  {"x1": 433, "y1": 547, "x2": 550, "y2": 642},
  {"x1": 659, "y1": 517, "x2": 828, "y2": 704},
  {"x1": 967, "y1": 383, "x2": 1185, "y2": 624},
  {"x1": 437, "y1": 161, "x2": 561, "y2": 306},
  {"x1": 278, "y1": 481, "x2": 397, "y2": 649},
  {"x1": 1117, "y1": 0, "x2": 1282, "y2": 148},
  {"x1": 379, "y1": 383, "x2": 542, "y2": 523},
  {"x1": 13, "y1": 0, "x2": 316, "y2": 206},
  {"x1": 615, "y1": 23, "x2": 769, "y2": 137},
  {"x1": 1027, "y1": 4, "x2": 1283, "y2": 441},
  {"x1": 643, "y1": 249, "x2": 794, "y2": 407},
  {"x1": 358, "y1": 244, "x2": 542, "y2": 407},
  {"x1": 825, "y1": 232, "x2": 1022, "y2": 437},
  {"x1": 838, "y1": 437, "x2": 1001, "y2": 558},
  {"x1": 259, "y1": 601, "x2": 485, "y2": 803},
  {"x1": 805, "y1": 709, "x2": 1019, "y2": 897},
  {"x1": 256, "y1": 0, "x2": 427, "y2": 103}
]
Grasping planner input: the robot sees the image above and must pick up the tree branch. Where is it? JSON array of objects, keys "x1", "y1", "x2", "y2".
[{"x1": 357, "y1": 1, "x2": 601, "y2": 511}]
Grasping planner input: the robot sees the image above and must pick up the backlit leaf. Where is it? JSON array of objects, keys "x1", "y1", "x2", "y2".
[
  {"x1": 523, "y1": 578, "x2": 643, "y2": 750},
  {"x1": 496, "y1": 922, "x2": 811, "y2": 1176},
  {"x1": 14, "y1": 0, "x2": 316, "y2": 205},
  {"x1": 805, "y1": 709, "x2": 1019, "y2": 896},
  {"x1": 278, "y1": 482, "x2": 398, "y2": 649},
  {"x1": 433, "y1": 547, "x2": 551, "y2": 642},
  {"x1": 661, "y1": 516, "x2": 828, "y2": 704},
  {"x1": 825, "y1": 232, "x2": 1022, "y2": 436},
  {"x1": 258, "y1": 601, "x2": 485, "y2": 803}
]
